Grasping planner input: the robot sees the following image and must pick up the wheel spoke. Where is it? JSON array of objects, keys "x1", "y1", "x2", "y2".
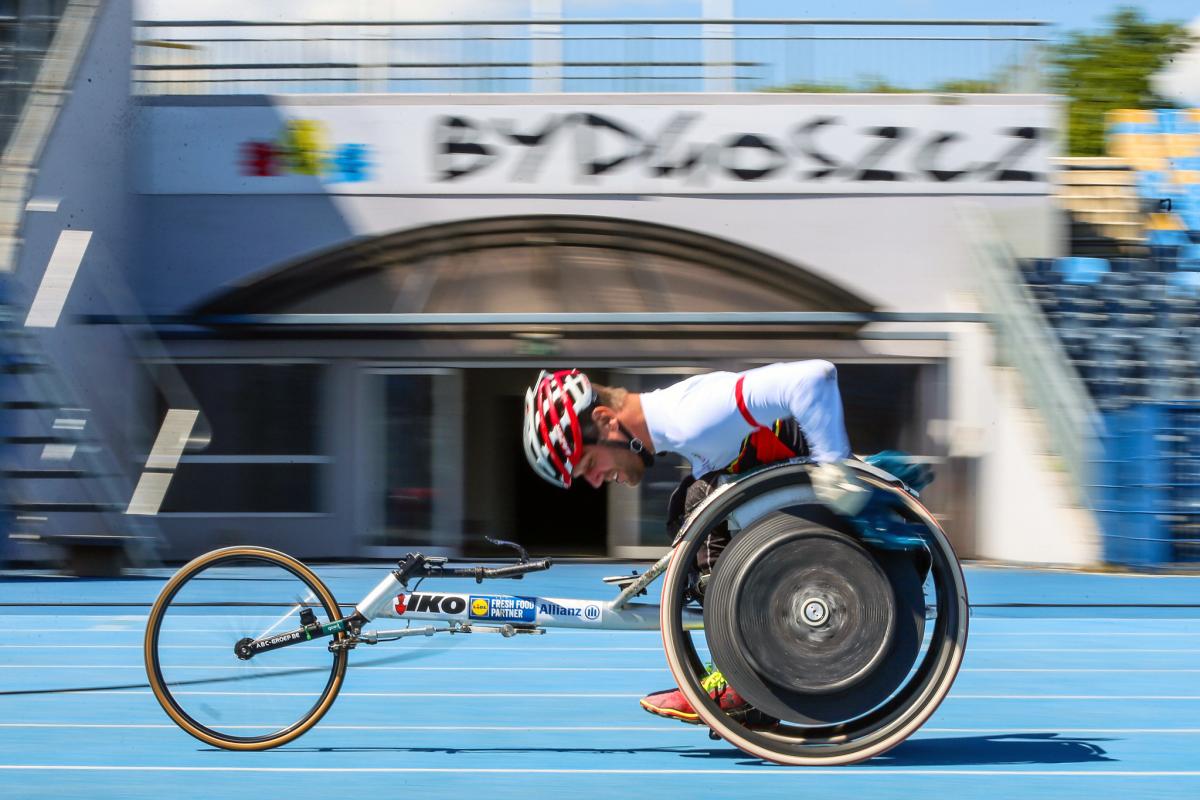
[{"x1": 144, "y1": 548, "x2": 348, "y2": 750}]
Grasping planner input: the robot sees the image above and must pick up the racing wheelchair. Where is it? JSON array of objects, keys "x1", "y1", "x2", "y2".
[{"x1": 143, "y1": 458, "x2": 968, "y2": 766}]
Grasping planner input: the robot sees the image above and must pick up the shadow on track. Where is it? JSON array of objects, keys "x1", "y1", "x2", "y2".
[
  {"x1": 0, "y1": 646, "x2": 447, "y2": 696},
  {"x1": 681, "y1": 732, "x2": 1116, "y2": 767},
  {"x1": 251, "y1": 745, "x2": 706, "y2": 757},
  {"x1": 872, "y1": 732, "x2": 1116, "y2": 766},
  {"x1": 247, "y1": 733, "x2": 1115, "y2": 764}
]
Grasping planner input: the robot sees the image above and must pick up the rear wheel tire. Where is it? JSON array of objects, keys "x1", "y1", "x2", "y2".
[{"x1": 659, "y1": 462, "x2": 968, "y2": 766}]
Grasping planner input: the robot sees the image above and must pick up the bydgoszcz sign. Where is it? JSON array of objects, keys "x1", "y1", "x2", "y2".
[{"x1": 141, "y1": 98, "x2": 1056, "y2": 195}]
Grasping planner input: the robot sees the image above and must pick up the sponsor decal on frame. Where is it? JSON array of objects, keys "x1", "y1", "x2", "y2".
[
  {"x1": 468, "y1": 595, "x2": 537, "y2": 623},
  {"x1": 393, "y1": 593, "x2": 468, "y2": 616},
  {"x1": 538, "y1": 600, "x2": 603, "y2": 623}
]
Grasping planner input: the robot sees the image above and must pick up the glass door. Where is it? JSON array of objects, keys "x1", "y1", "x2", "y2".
[{"x1": 361, "y1": 368, "x2": 463, "y2": 554}]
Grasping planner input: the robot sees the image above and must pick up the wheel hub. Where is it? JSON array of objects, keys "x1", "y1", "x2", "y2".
[
  {"x1": 703, "y1": 518, "x2": 926, "y2": 725},
  {"x1": 799, "y1": 596, "x2": 830, "y2": 627}
]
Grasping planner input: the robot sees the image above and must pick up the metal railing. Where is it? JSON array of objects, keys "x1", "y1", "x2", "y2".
[
  {"x1": 132, "y1": 17, "x2": 1049, "y2": 96},
  {"x1": 959, "y1": 203, "x2": 1105, "y2": 510}
]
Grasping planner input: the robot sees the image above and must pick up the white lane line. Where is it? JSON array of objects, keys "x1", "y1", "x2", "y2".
[
  {"x1": 17, "y1": 690, "x2": 1200, "y2": 700},
  {"x1": 0, "y1": 665, "x2": 671, "y2": 672},
  {"x1": 3, "y1": 645, "x2": 688, "y2": 651},
  {"x1": 952, "y1": 695, "x2": 1200, "y2": 700},
  {"x1": 0, "y1": 723, "x2": 682, "y2": 731},
  {"x1": 964, "y1": 633, "x2": 1200, "y2": 638},
  {"x1": 963, "y1": 668, "x2": 1200, "y2": 673},
  {"x1": 18, "y1": 642, "x2": 1200, "y2": 652},
  {"x1": 1, "y1": 766, "x2": 1199, "y2": 776},
  {"x1": 15, "y1": 690, "x2": 641, "y2": 697},
  {"x1": 968, "y1": 648, "x2": 1200, "y2": 653},
  {"x1": 3, "y1": 723, "x2": 1200, "y2": 734},
  {"x1": 11, "y1": 618, "x2": 1200, "y2": 628},
  {"x1": 5, "y1": 664, "x2": 1200, "y2": 675}
]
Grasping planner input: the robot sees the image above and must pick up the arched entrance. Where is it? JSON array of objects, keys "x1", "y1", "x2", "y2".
[{"x1": 189, "y1": 215, "x2": 876, "y2": 557}]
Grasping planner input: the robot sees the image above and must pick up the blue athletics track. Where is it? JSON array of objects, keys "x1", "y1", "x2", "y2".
[{"x1": 1, "y1": 561, "x2": 1198, "y2": 800}]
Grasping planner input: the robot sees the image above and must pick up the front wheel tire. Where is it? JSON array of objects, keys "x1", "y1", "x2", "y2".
[{"x1": 144, "y1": 546, "x2": 349, "y2": 750}]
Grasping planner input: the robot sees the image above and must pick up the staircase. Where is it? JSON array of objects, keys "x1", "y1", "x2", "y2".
[
  {"x1": 1053, "y1": 157, "x2": 1146, "y2": 259},
  {"x1": 1, "y1": 300, "x2": 155, "y2": 576}
]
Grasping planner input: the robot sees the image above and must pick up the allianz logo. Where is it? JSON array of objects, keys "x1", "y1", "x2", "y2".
[{"x1": 539, "y1": 601, "x2": 601, "y2": 620}]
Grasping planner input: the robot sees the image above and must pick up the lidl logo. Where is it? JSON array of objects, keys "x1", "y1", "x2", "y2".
[{"x1": 470, "y1": 597, "x2": 490, "y2": 617}]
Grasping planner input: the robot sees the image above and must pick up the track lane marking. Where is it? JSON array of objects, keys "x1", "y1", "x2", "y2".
[
  {"x1": 4, "y1": 665, "x2": 1200, "y2": 674},
  {"x1": 1, "y1": 766, "x2": 1199, "y2": 776},
  {"x1": 11, "y1": 690, "x2": 1200, "y2": 699},
  {"x1": 3, "y1": 723, "x2": 1200, "y2": 734}
]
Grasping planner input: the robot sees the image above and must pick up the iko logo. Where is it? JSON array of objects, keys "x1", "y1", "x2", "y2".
[{"x1": 393, "y1": 593, "x2": 467, "y2": 616}]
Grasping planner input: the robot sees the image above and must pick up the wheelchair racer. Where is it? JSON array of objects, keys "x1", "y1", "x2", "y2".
[{"x1": 522, "y1": 361, "x2": 869, "y2": 728}]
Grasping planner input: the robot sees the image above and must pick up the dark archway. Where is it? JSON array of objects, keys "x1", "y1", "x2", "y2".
[{"x1": 192, "y1": 214, "x2": 873, "y2": 316}]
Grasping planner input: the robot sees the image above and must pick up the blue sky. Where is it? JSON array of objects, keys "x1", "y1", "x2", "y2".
[
  {"x1": 565, "y1": 0, "x2": 1197, "y2": 34},
  {"x1": 138, "y1": 1, "x2": 1199, "y2": 32}
]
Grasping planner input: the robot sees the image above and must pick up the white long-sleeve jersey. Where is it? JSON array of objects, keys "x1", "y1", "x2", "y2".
[{"x1": 639, "y1": 360, "x2": 852, "y2": 478}]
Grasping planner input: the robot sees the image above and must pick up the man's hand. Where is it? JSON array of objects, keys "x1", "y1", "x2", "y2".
[{"x1": 809, "y1": 461, "x2": 872, "y2": 517}]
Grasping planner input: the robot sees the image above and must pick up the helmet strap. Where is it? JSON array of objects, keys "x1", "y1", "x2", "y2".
[{"x1": 598, "y1": 420, "x2": 655, "y2": 469}]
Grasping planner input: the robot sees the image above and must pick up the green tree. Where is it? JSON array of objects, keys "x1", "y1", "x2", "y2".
[{"x1": 1050, "y1": 7, "x2": 1194, "y2": 156}]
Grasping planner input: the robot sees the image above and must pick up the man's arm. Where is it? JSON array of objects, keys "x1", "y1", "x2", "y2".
[{"x1": 739, "y1": 360, "x2": 852, "y2": 464}]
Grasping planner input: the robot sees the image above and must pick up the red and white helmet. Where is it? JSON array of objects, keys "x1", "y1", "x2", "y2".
[{"x1": 523, "y1": 369, "x2": 595, "y2": 488}]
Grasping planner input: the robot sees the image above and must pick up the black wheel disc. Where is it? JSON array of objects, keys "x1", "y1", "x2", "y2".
[
  {"x1": 705, "y1": 512, "x2": 925, "y2": 725},
  {"x1": 737, "y1": 530, "x2": 895, "y2": 694}
]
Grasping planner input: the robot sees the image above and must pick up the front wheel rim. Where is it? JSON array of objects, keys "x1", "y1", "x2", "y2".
[{"x1": 143, "y1": 546, "x2": 349, "y2": 750}]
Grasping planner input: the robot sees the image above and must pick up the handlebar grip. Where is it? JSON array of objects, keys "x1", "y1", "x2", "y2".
[{"x1": 482, "y1": 559, "x2": 553, "y2": 579}]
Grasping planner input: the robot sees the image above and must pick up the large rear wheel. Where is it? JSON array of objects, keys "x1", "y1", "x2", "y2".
[
  {"x1": 659, "y1": 462, "x2": 968, "y2": 766},
  {"x1": 144, "y1": 546, "x2": 349, "y2": 750}
]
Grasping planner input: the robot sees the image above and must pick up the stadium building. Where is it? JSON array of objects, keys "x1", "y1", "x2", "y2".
[{"x1": 6, "y1": 1, "x2": 1178, "y2": 572}]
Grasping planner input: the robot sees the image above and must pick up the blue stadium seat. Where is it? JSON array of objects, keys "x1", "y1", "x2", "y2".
[
  {"x1": 1137, "y1": 171, "x2": 1168, "y2": 197},
  {"x1": 1179, "y1": 244, "x2": 1200, "y2": 271},
  {"x1": 1181, "y1": 209, "x2": 1200, "y2": 232},
  {"x1": 1148, "y1": 229, "x2": 1190, "y2": 247},
  {"x1": 1108, "y1": 122, "x2": 1158, "y2": 135},
  {"x1": 1168, "y1": 271, "x2": 1200, "y2": 296},
  {"x1": 1056, "y1": 256, "x2": 1110, "y2": 285}
]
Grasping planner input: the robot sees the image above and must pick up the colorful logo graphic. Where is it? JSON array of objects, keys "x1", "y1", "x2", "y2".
[
  {"x1": 240, "y1": 119, "x2": 372, "y2": 183},
  {"x1": 470, "y1": 597, "x2": 490, "y2": 617}
]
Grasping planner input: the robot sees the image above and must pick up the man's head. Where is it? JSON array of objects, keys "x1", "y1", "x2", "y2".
[{"x1": 522, "y1": 369, "x2": 652, "y2": 489}]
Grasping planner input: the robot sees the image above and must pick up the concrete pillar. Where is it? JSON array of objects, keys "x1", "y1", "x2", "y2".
[
  {"x1": 703, "y1": 0, "x2": 735, "y2": 92},
  {"x1": 532, "y1": 0, "x2": 563, "y2": 93}
]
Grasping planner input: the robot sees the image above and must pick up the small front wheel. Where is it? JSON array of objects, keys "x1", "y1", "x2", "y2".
[{"x1": 144, "y1": 546, "x2": 349, "y2": 750}]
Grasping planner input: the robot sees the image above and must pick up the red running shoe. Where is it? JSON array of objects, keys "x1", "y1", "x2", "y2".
[{"x1": 639, "y1": 668, "x2": 778, "y2": 728}]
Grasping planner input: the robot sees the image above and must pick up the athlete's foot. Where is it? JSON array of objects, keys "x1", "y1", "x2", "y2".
[{"x1": 639, "y1": 668, "x2": 779, "y2": 729}]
